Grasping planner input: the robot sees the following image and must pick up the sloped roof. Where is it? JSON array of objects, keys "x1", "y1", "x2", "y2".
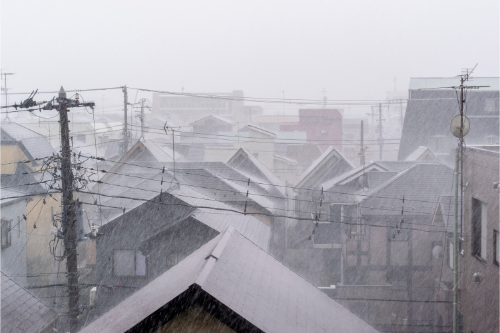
[
  {"x1": 1, "y1": 122, "x2": 55, "y2": 162},
  {"x1": 322, "y1": 162, "x2": 388, "y2": 190},
  {"x1": 239, "y1": 124, "x2": 277, "y2": 137},
  {"x1": 80, "y1": 228, "x2": 378, "y2": 333},
  {"x1": 141, "y1": 139, "x2": 181, "y2": 162},
  {"x1": 227, "y1": 147, "x2": 285, "y2": 196},
  {"x1": 359, "y1": 163, "x2": 454, "y2": 218},
  {"x1": 189, "y1": 114, "x2": 234, "y2": 126},
  {"x1": 405, "y1": 146, "x2": 436, "y2": 161},
  {"x1": 1, "y1": 272, "x2": 58, "y2": 333},
  {"x1": 94, "y1": 172, "x2": 271, "y2": 250},
  {"x1": 295, "y1": 147, "x2": 353, "y2": 189}
]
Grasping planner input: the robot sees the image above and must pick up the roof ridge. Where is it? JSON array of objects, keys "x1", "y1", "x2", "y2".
[{"x1": 195, "y1": 226, "x2": 235, "y2": 285}]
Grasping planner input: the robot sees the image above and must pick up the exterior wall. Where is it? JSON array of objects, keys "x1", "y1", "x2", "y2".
[
  {"x1": 91, "y1": 197, "x2": 218, "y2": 318},
  {"x1": 460, "y1": 147, "x2": 499, "y2": 333},
  {"x1": 337, "y1": 217, "x2": 442, "y2": 331},
  {"x1": 234, "y1": 128, "x2": 274, "y2": 170},
  {"x1": 1, "y1": 199, "x2": 28, "y2": 286},
  {"x1": 153, "y1": 91, "x2": 245, "y2": 124},
  {"x1": 0, "y1": 145, "x2": 29, "y2": 174},
  {"x1": 280, "y1": 109, "x2": 343, "y2": 153},
  {"x1": 25, "y1": 193, "x2": 65, "y2": 305},
  {"x1": 154, "y1": 305, "x2": 235, "y2": 333}
]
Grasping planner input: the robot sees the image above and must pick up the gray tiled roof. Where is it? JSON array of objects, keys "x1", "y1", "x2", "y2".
[
  {"x1": 359, "y1": 163, "x2": 454, "y2": 218},
  {"x1": 1, "y1": 122, "x2": 55, "y2": 162},
  {"x1": 228, "y1": 147, "x2": 286, "y2": 196},
  {"x1": 80, "y1": 228, "x2": 377, "y2": 333},
  {"x1": 295, "y1": 147, "x2": 353, "y2": 189},
  {"x1": 1, "y1": 272, "x2": 58, "y2": 333}
]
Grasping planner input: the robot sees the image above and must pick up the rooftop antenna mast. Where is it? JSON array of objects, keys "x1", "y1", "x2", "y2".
[{"x1": 1, "y1": 71, "x2": 15, "y2": 121}]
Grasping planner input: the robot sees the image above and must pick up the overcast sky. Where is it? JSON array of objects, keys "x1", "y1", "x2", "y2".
[{"x1": 1, "y1": 0, "x2": 498, "y2": 114}]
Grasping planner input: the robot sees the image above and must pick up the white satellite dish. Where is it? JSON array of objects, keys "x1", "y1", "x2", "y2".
[{"x1": 450, "y1": 115, "x2": 470, "y2": 138}]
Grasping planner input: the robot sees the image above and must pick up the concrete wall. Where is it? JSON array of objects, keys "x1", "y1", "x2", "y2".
[{"x1": 460, "y1": 147, "x2": 499, "y2": 333}]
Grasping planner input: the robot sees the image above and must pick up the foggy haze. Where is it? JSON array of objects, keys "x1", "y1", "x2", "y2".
[{"x1": 1, "y1": 0, "x2": 498, "y2": 104}]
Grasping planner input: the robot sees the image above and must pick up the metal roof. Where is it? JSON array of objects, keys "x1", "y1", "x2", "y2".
[
  {"x1": 0, "y1": 122, "x2": 55, "y2": 162},
  {"x1": 295, "y1": 147, "x2": 353, "y2": 189},
  {"x1": 1, "y1": 272, "x2": 58, "y2": 333},
  {"x1": 80, "y1": 228, "x2": 378, "y2": 333}
]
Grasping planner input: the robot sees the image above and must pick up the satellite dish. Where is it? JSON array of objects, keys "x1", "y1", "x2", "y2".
[{"x1": 450, "y1": 115, "x2": 470, "y2": 138}]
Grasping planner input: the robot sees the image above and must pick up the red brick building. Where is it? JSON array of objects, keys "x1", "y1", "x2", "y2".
[{"x1": 280, "y1": 109, "x2": 343, "y2": 152}]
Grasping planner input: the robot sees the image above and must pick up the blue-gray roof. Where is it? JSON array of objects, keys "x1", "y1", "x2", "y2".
[
  {"x1": 1, "y1": 272, "x2": 58, "y2": 333},
  {"x1": 80, "y1": 228, "x2": 378, "y2": 333}
]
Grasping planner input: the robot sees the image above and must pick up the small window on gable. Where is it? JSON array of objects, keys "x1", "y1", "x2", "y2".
[
  {"x1": 113, "y1": 250, "x2": 146, "y2": 276},
  {"x1": 1, "y1": 219, "x2": 12, "y2": 249}
]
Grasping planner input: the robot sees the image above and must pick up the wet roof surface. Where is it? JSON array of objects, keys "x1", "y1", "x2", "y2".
[
  {"x1": 80, "y1": 228, "x2": 378, "y2": 333},
  {"x1": 1, "y1": 272, "x2": 58, "y2": 333}
]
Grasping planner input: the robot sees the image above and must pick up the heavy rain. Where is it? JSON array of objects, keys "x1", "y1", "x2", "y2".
[{"x1": 1, "y1": 1, "x2": 499, "y2": 332}]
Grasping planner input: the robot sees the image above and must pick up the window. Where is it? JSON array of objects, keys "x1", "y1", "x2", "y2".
[
  {"x1": 166, "y1": 251, "x2": 187, "y2": 268},
  {"x1": 1, "y1": 219, "x2": 12, "y2": 249},
  {"x1": 113, "y1": 250, "x2": 146, "y2": 276},
  {"x1": 472, "y1": 198, "x2": 487, "y2": 261},
  {"x1": 331, "y1": 204, "x2": 363, "y2": 239},
  {"x1": 494, "y1": 230, "x2": 499, "y2": 266},
  {"x1": 320, "y1": 130, "x2": 327, "y2": 135},
  {"x1": 76, "y1": 134, "x2": 86, "y2": 142}
]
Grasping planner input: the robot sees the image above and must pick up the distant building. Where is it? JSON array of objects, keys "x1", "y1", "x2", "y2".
[
  {"x1": 152, "y1": 90, "x2": 262, "y2": 124},
  {"x1": 398, "y1": 77, "x2": 499, "y2": 161},
  {"x1": 280, "y1": 109, "x2": 343, "y2": 152}
]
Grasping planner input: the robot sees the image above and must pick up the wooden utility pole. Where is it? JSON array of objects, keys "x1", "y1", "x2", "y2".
[
  {"x1": 44, "y1": 86, "x2": 95, "y2": 333},
  {"x1": 121, "y1": 85, "x2": 129, "y2": 155},
  {"x1": 58, "y1": 87, "x2": 77, "y2": 333},
  {"x1": 378, "y1": 103, "x2": 383, "y2": 160},
  {"x1": 359, "y1": 120, "x2": 365, "y2": 166}
]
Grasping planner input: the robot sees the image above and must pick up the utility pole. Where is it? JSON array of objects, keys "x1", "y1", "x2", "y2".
[
  {"x1": 140, "y1": 98, "x2": 145, "y2": 139},
  {"x1": 43, "y1": 87, "x2": 95, "y2": 333},
  {"x1": 378, "y1": 103, "x2": 383, "y2": 160},
  {"x1": 58, "y1": 87, "x2": 79, "y2": 333},
  {"x1": 400, "y1": 99, "x2": 404, "y2": 133},
  {"x1": 121, "y1": 86, "x2": 129, "y2": 155},
  {"x1": 359, "y1": 120, "x2": 365, "y2": 166},
  {"x1": 1, "y1": 72, "x2": 15, "y2": 120}
]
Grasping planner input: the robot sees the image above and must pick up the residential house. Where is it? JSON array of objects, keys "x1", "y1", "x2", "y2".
[
  {"x1": 0, "y1": 122, "x2": 62, "y2": 304},
  {"x1": 459, "y1": 145, "x2": 499, "y2": 332},
  {"x1": 80, "y1": 227, "x2": 378, "y2": 333},
  {"x1": 1, "y1": 271, "x2": 59, "y2": 333},
  {"x1": 1, "y1": 189, "x2": 30, "y2": 286},
  {"x1": 314, "y1": 162, "x2": 454, "y2": 332}
]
